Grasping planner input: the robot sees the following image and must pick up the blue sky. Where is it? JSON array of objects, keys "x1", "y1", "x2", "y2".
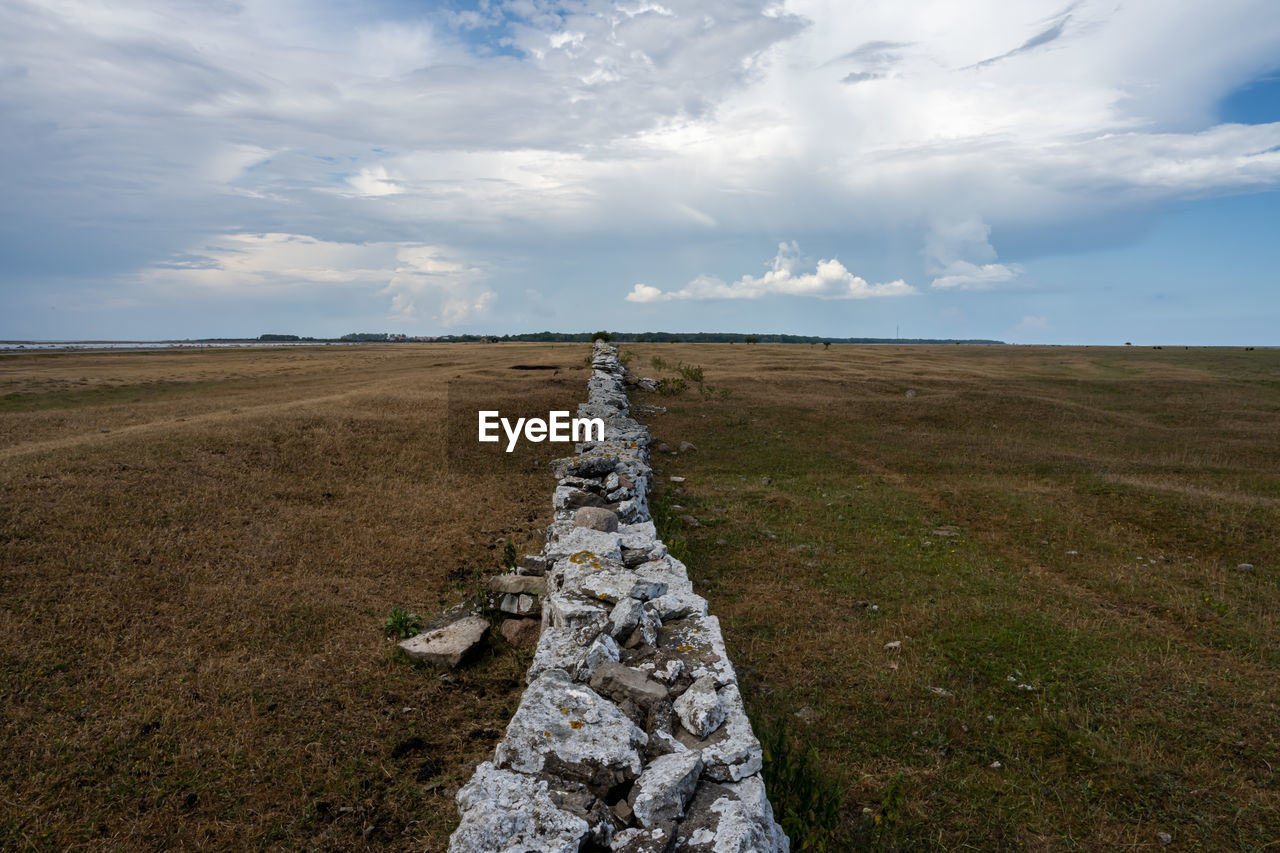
[{"x1": 2, "y1": 0, "x2": 1278, "y2": 344}]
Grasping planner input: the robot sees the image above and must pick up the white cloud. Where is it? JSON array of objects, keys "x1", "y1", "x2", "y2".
[
  {"x1": 139, "y1": 234, "x2": 494, "y2": 326},
  {"x1": 5, "y1": 0, "x2": 1280, "y2": 333},
  {"x1": 345, "y1": 165, "x2": 404, "y2": 197},
  {"x1": 627, "y1": 241, "x2": 915, "y2": 302},
  {"x1": 926, "y1": 216, "x2": 1023, "y2": 290}
]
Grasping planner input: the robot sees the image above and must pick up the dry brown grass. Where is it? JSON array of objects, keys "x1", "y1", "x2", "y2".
[
  {"x1": 630, "y1": 343, "x2": 1279, "y2": 852},
  {"x1": 0, "y1": 344, "x2": 585, "y2": 851},
  {"x1": 5, "y1": 341, "x2": 1278, "y2": 851}
]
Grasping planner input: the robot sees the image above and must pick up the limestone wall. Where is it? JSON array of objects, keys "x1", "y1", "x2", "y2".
[{"x1": 448, "y1": 342, "x2": 789, "y2": 853}]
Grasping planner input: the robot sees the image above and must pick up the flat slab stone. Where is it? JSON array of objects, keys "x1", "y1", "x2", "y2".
[
  {"x1": 658, "y1": 614, "x2": 737, "y2": 687},
  {"x1": 399, "y1": 615, "x2": 489, "y2": 668},
  {"x1": 545, "y1": 527, "x2": 624, "y2": 564},
  {"x1": 449, "y1": 761, "x2": 589, "y2": 853},
  {"x1": 589, "y1": 661, "x2": 669, "y2": 709},
  {"x1": 495, "y1": 669, "x2": 648, "y2": 794},
  {"x1": 580, "y1": 571, "x2": 668, "y2": 604},
  {"x1": 490, "y1": 575, "x2": 547, "y2": 595}
]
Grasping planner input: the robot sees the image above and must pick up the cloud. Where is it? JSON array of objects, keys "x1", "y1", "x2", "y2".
[
  {"x1": 138, "y1": 234, "x2": 494, "y2": 326},
  {"x1": 926, "y1": 216, "x2": 1023, "y2": 290},
  {"x1": 5, "y1": 0, "x2": 1280, "y2": 338},
  {"x1": 345, "y1": 165, "x2": 404, "y2": 197},
  {"x1": 1016, "y1": 315, "x2": 1048, "y2": 330},
  {"x1": 627, "y1": 242, "x2": 915, "y2": 302}
]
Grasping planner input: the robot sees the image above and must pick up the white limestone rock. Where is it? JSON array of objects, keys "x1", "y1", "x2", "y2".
[
  {"x1": 544, "y1": 594, "x2": 610, "y2": 645},
  {"x1": 449, "y1": 761, "x2": 590, "y2": 853},
  {"x1": 575, "y1": 633, "x2": 620, "y2": 681},
  {"x1": 500, "y1": 593, "x2": 541, "y2": 617},
  {"x1": 607, "y1": 597, "x2": 645, "y2": 640},
  {"x1": 495, "y1": 670, "x2": 647, "y2": 793},
  {"x1": 659, "y1": 614, "x2": 737, "y2": 687},
  {"x1": 629, "y1": 751, "x2": 703, "y2": 829},
  {"x1": 580, "y1": 571, "x2": 668, "y2": 604},
  {"x1": 527, "y1": 625, "x2": 587, "y2": 684},
  {"x1": 674, "y1": 675, "x2": 728, "y2": 739},
  {"x1": 545, "y1": 527, "x2": 623, "y2": 564},
  {"x1": 398, "y1": 615, "x2": 488, "y2": 668},
  {"x1": 619, "y1": 520, "x2": 658, "y2": 551},
  {"x1": 644, "y1": 588, "x2": 707, "y2": 622},
  {"x1": 673, "y1": 775, "x2": 789, "y2": 853},
  {"x1": 677, "y1": 684, "x2": 762, "y2": 782}
]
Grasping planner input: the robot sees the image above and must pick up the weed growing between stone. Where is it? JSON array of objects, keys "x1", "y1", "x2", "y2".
[{"x1": 754, "y1": 714, "x2": 845, "y2": 851}]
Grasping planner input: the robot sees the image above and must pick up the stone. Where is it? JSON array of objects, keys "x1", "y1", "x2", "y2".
[
  {"x1": 545, "y1": 527, "x2": 623, "y2": 564},
  {"x1": 680, "y1": 514, "x2": 701, "y2": 528},
  {"x1": 494, "y1": 669, "x2": 647, "y2": 794},
  {"x1": 449, "y1": 761, "x2": 589, "y2": 852},
  {"x1": 519, "y1": 554, "x2": 548, "y2": 576},
  {"x1": 761, "y1": 476, "x2": 772, "y2": 486},
  {"x1": 490, "y1": 574, "x2": 546, "y2": 595},
  {"x1": 589, "y1": 661, "x2": 669, "y2": 709},
  {"x1": 607, "y1": 597, "x2": 645, "y2": 640},
  {"x1": 500, "y1": 593, "x2": 541, "y2": 617},
  {"x1": 580, "y1": 571, "x2": 668, "y2": 604},
  {"x1": 655, "y1": 441, "x2": 672, "y2": 454},
  {"x1": 678, "y1": 442, "x2": 697, "y2": 453},
  {"x1": 644, "y1": 589, "x2": 707, "y2": 622},
  {"x1": 675, "y1": 684, "x2": 761, "y2": 782},
  {"x1": 659, "y1": 614, "x2": 737, "y2": 687},
  {"x1": 576, "y1": 633, "x2": 621, "y2": 681},
  {"x1": 575, "y1": 506, "x2": 620, "y2": 532},
  {"x1": 501, "y1": 618, "x2": 541, "y2": 648},
  {"x1": 528, "y1": 626, "x2": 588, "y2": 683},
  {"x1": 551, "y1": 453, "x2": 619, "y2": 479},
  {"x1": 399, "y1": 615, "x2": 489, "y2": 668},
  {"x1": 553, "y1": 485, "x2": 608, "y2": 513},
  {"x1": 625, "y1": 608, "x2": 661, "y2": 649},
  {"x1": 636, "y1": 651, "x2": 685, "y2": 685},
  {"x1": 673, "y1": 775, "x2": 788, "y2": 853},
  {"x1": 674, "y1": 675, "x2": 727, "y2": 739},
  {"x1": 544, "y1": 594, "x2": 610, "y2": 644},
  {"x1": 611, "y1": 824, "x2": 675, "y2": 853},
  {"x1": 619, "y1": 521, "x2": 658, "y2": 551},
  {"x1": 629, "y1": 751, "x2": 702, "y2": 829}
]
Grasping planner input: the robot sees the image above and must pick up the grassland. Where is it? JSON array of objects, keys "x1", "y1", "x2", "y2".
[
  {"x1": 2, "y1": 342, "x2": 1277, "y2": 851},
  {"x1": 0, "y1": 345, "x2": 584, "y2": 851},
  {"x1": 630, "y1": 343, "x2": 1279, "y2": 852}
]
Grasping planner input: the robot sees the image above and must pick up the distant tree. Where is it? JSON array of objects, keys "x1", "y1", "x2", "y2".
[
  {"x1": 592, "y1": 330, "x2": 613, "y2": 342},
  {"x1": 823, "y1": 341, "x2": 831, "y2": 349},
  {"x1": 744, "y1": 335, "x2": 759, "y2": 345}
]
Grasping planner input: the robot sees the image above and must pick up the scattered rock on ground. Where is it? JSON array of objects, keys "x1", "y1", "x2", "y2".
[
  {"x1": 399, "y1": 615, "x2": 489, "y2": 668},
  {"x1": 678, "y1": 442, "x2": 697, "y2": 453}
]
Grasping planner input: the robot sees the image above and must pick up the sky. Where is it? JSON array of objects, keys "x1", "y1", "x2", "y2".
[{"x1": 2, "y1": 0, "x2": 1279, "y2": 344}]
